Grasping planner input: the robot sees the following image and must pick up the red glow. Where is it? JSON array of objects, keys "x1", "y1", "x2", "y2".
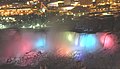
[
  {"x1": 56, "y1": 43, "x2": 71, "y2": 57},
  {"x1": 20, "y1": 39, "x2": 32, "y2": 55},
  {"x1": 57, "y1": 48, "x2": 71, "y2": 57},
  {"x1": 100, "y1": 33, "x2": 115, "y2": 49}
]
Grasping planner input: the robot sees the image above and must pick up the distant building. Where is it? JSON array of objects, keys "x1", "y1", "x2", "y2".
[
  {"x1": 58, "y1": 0, "x2": 79, "y2": 6},
  {"x1": 64, "y1": 0, "x2": 71, "y2": 5},
  {"x1": 41, "y1": 0, "x2": 56, "y2": 3},
  {"x1": 79, "y1": 0, "x2": 92, "y2": 5},
  {"x1": 94, "y1": 0, "x2": 120, "y2": 3},
  {"x1": 26, "y1": 0, "x2": 40, "y2": 5},
  {"x1": 91, "y1": 0, "x2": 120, "y2": 5},
  {"x1": 92, "y1": 0, "x2": 97, "y2": 6},
  {"x1": 113, "y1": 0, "x2": 120, "y2": 3},
  {"x1": 73, "y1": 0, "x2": 79, "y2": 2},
  {"x1": 41, "y1": 0, "x2": 51, "y2": 2},
  {"x1": 58, "y1": 0, "x2": 64, "y2": 1}
]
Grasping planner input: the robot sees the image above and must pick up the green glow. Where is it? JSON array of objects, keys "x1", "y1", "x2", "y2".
[
  {"x1": 68, "y1": 33, "x2": 73, "y2": 41},
  {"x1": 64, "y1": 32, "x2": 75, "y2": 42}
]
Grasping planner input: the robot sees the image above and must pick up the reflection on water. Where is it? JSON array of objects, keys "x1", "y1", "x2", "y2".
[{"x1": 0, "y1": 30, "x2": 117, "y2": 60}]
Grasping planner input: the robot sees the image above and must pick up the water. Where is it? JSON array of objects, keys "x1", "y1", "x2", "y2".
[
  {"x1": 0, "y1": 29, "x2": 117, "y2": 59},
  {"x1": 0, "y1": 29, "x2": 119, "y2": 69}
]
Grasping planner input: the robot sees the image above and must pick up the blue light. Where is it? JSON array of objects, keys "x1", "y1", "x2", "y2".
[
  {"x1": 79, "y1": 34, "x2": 97, "y2": 52},
  {"x1": 80, "y1": 34, "x2": 87, "y2": 47},
  {"x1": 35, "y1": 38, "x2": 46, "y2": 48},
  {"x1": 74, "y1": 51, "x2": 83, "y2": 61}
]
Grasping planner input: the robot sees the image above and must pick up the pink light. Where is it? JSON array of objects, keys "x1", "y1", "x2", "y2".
[
  {"x1": 20, "y1": 39, "x2": 33, "y2": 55},
  {"x1": 100, "y1": 33, "x2": 115, "y2": 49}
]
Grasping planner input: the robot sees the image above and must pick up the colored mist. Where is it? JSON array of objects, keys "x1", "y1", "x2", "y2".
[
  {"x1": 79, "y1": 34, "x2": 98, "y2": 53},
  {"x1": 100, "y1": 33, "x2": 116, "y2": 49},
  {"x1": 0, "y1": 31, "x2": 117, "y2": 60}
]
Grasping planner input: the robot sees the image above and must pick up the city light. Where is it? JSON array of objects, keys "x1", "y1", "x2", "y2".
[
  {"x1": 92, "y1": 0, "x2": 96, "y2": 2},
  {"x1": 0, "y1": 24, "x2": 7, "y2": 29},
  {"x1": 48, "y1": 1, "x2": 64, "y2": 7},
  {"x1": 0, "y1": 0, "x2": 120, "y2": 69},
  {"x1": 61, "y1": 6, "x2": 75, "y2": 11},
  {"x1": 0, "y1": 17, "x2": 16, "y2": 22},
  {"x1": 102, "y1": 12, "x2": 113, "y2": 15},
  {"x1": 0, "y1": 8, "x2": 35, "y2": 16}
]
